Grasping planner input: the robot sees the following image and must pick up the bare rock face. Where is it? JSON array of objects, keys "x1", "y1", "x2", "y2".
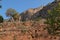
[
  {"x1": 20, "y1": 7, "x2": 43, "y2": 21},
  {"x1": 20, "y1": 0, "x2": 60, "y2": 21},
  {"x1": 55, "y1": 0, "x2": 60, "y2": 2},
  {"x1": 32, "y1": 0, "x2": 60, "y2": 19}
]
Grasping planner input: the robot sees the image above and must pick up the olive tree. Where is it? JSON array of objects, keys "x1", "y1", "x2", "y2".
[{"x1": 6, "y1": 8, "x2": 20, "y2": 21}]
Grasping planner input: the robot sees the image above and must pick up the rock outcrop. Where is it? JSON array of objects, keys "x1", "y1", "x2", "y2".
[
  {"x1": 20, "y1": 0, "x2": 60, "y2": 21},
  {"x1": 20, "y1": 6, "x2": 43, "y2": 21}
]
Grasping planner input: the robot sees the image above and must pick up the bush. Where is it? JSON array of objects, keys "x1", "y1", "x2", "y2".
[
  {"x1": 0, "y1": 15, "x2": 4, "y2": 23},
  {"x1": 45, "y1": 2, "x2": 60, "y2": 36}
]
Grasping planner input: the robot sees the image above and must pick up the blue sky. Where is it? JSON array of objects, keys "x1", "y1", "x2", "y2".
[{"x1": 0, "y1": 0, "x2": 54, "y2": 19}]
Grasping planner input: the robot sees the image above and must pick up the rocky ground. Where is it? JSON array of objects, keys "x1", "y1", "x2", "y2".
[{"x1": 0, "y1": 20, "x2": 60, "y2": 40}]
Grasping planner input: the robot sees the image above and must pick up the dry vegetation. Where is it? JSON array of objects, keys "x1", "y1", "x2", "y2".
[
  {"x1": 0, "y1": 0, "x2": 60, "y2": 40},
  {"x1": 0, "y1": 20, "x2": 60, "y2": 40}
]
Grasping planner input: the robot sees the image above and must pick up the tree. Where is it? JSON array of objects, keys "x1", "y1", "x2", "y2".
[
  {"x1": 6, "y1": 8, "x2": 16, "y2": 17},
  {"x1": 45, "y1": 2, "x2": 60, "y2": 36},
  {"x1": 12, "y1": 12, "x2": 20, "y2": 21},
  {"x1": 6, "y1": 8, "x2": 20, "y2": 21},
  {"x1": 0, "y1": 15, "x2": 4, "y2": 23},
  {"x1": 0, "y1": 5, "x2": 2, "y2": 8}
]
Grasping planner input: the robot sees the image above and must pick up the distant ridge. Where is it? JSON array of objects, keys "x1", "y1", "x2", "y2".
[{"x1": 20, "y1": 0, "x2": 60, "y2": 21}]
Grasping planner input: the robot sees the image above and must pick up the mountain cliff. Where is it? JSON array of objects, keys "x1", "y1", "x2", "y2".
[
  {"x1": 20, "y1": 7, "x2": 43, "y2": 21},
  {"x1": 20, "y1": 0, "x2": 60, "y2": 21}
]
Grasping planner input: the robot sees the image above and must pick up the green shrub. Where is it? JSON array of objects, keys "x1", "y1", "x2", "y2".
[
  {"x1": 0, "y1": 15, "x2": 4, "y2": 23},
  {"x1": 45, "y1": 3, "x2": 60, "y2": 36}
]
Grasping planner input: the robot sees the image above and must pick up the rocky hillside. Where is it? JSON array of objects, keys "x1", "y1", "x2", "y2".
[
  {"x1": 20, "y1": 0, "x2": 60, "y2": 21},
  {"x1": 0, "y1": 20, "x2": 60, "y2": 40},
  {"x1": 0, "y1": 0, "x2": 60, "y2": 40},
  {"x1": 20, "y1": 6, "x2": 43, "y2": 21},
  {"x1": 0, "y1": 19, "x2": 60, "y2": 40}
]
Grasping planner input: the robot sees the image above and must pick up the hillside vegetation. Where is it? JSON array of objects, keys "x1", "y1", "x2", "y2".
[{"x1": 0, "y1": 0, "x2": 60, "y2": 40}]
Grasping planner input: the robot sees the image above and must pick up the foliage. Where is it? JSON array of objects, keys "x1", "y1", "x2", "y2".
[
  {"x1": 12, "y1": 12, "x2": 20, "y2": 21},
  {"x1": 6, "y1": 8, "x2": 20, "y2": 21},
  {"x1": 21, "y1": 29, "x2": 27, "y2": 34},
  {"x1": 13, "y1": 35, "x2": 16, "y2": 40},
  {"x1": 45, "y1": 2, "x2": 60, "y2": 36},
  {"x1": 6, "y1": 8, "x2": 16, "y2": 17},
  {"x1": 0, "y1": 15, "x2": 4, "y2": 23},
  {"x1": 33, "y1": 16, "x2": 42, "y2": 21}
]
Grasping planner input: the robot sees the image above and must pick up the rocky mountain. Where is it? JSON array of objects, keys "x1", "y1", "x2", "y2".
[
  {"x1": 20, "y1": 7, "x2": 43, "y2": 21},
  {"x1": 32, "y1": 0, "x2": 60, "y2": 18},
  {"x1": 20, "y1": 0, "x2": 60, "y2": 21}
]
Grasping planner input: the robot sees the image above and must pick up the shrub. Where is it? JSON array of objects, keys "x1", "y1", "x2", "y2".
[
  {"x1": 45, "y1": 2, "x2": 60, "y2": 36},
  {"x1": 0, "y1": 15, "x2": 4, "y2": 23}
]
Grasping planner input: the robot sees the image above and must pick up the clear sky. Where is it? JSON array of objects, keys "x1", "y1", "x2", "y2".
[{"x1": 0, "y1": 0, "x2": 54, "y2": 19}]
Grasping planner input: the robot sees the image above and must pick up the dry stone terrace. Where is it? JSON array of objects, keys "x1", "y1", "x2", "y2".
[{"x1": 0, "y1": 21, "x2": 60, "y2": 40}]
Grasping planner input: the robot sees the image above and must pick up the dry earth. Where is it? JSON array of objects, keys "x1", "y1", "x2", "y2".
[{"x1": 0, "y1": 20, "x2": 60, "y2": 40}]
